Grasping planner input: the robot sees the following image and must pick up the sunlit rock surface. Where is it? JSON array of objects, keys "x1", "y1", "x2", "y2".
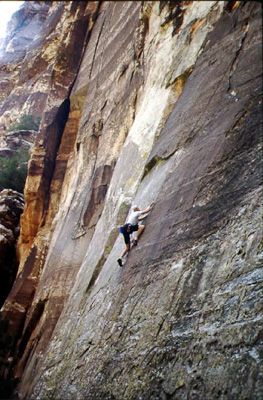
[{"x1": 0, "y1": 2, "x2": 262, "y2": 400}]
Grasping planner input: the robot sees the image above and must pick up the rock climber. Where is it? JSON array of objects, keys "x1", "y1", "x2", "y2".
[{"x1": 117, "y1": 203, "x2": 154, "y2": 267}]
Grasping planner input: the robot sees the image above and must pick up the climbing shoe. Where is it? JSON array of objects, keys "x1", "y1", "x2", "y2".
[
  {"x1": 117, "y1": 258, "x2": 123, "y2": 267},
  {"x1": 132, "y1": 238, "x2": 138, "y2": 246}
]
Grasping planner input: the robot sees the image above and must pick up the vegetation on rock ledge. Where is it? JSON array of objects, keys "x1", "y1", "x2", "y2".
[
  {"x1": 7, "y1": 113, "x2": 41, "y2": 132},
  {"x1": 0, "y1": 148, "x2": 29, "y2": 193}
]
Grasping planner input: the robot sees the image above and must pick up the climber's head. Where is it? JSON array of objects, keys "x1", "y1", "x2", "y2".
[{"x1": 132, "y1": 205, "x2": 140, "y2": 212}]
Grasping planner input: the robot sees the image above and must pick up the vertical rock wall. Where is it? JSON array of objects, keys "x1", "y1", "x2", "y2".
[
  {"x1": 0, "y1": 1, "x2": 100, "y2": 395},
  {"x1": 0, "y1": 1, "x2": 262, "y2": 399}
]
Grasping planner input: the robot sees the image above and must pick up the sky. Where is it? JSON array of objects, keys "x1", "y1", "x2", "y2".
[{"x1": 0, "y1": 1, "x2": 24, "y2": 39}]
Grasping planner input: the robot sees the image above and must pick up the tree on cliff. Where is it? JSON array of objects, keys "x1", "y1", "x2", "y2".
[{"x1": 0, "y1": 149, "x2": 29, "y2": 193}]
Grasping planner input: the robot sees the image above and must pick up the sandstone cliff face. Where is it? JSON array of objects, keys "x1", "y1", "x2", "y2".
[
  {"x1": 0, "y1": 2, "x2": 262, "y2": 400},
  {"x1": 0, "y1": 1, "x2": 52, "y2": 118}
]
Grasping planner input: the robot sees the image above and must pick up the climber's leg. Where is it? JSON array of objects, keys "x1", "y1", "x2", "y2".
[
  {"x1": 133, "y1": 224, "x2": 144, "y2": 245},
  {"x1": 118, "y1": 230, "x2": 130, "y2": 266}
]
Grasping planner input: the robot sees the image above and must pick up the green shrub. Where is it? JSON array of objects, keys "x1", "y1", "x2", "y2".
[
  {"x1": 0, "y1": 149, "x2": 30, "y2": 193},
  {"x1": 7, "y1": 113, "x2": 41, "y2": 132}
]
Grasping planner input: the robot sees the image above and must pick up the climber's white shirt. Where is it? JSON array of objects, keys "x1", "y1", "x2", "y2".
[{"x1": 127, "y1": 211, "x2": 141, "y2": 225}]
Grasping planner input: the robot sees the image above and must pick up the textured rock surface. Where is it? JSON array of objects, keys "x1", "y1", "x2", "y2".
[
  {"x1": 0, "y1": 1, "x2": 52, "y2": 115},
  {"x1": 0, "y1": 129, "x2": 37, "y2": 158},
  {"x1": 0, "y1": 190, "x2": 24, "y2": 308},
  {"x1": 0, "y1": 1, "x2": 100, "y2": 395},
  {"x1": 0, "y1": 1, "x2": 262, "y2": 400}
]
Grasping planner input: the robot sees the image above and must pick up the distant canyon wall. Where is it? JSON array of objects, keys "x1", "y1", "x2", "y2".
[{"x1": 0, "y1": 2, "x2": 262, "y2": 399}]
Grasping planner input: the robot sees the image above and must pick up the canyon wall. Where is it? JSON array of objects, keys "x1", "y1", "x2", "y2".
[{"x1": 0, "y1": 1, "x2": 262, "y2": 399}]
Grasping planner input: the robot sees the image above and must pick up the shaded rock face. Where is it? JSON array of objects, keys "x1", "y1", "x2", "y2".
[
  {"x1": 0, "y1": 190, "x2": 24, "y2": 308},
  {"x1": 0, "y1": 1, "x2": 52, "y2": 114},
  {"x1": 0, "y1": 1, "x2": 262, "y2": 400}
]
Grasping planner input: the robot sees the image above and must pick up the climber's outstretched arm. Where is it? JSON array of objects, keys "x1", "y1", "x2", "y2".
[{"x1": 141, "y1": 202, "x2": 154, "y2": 214}]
